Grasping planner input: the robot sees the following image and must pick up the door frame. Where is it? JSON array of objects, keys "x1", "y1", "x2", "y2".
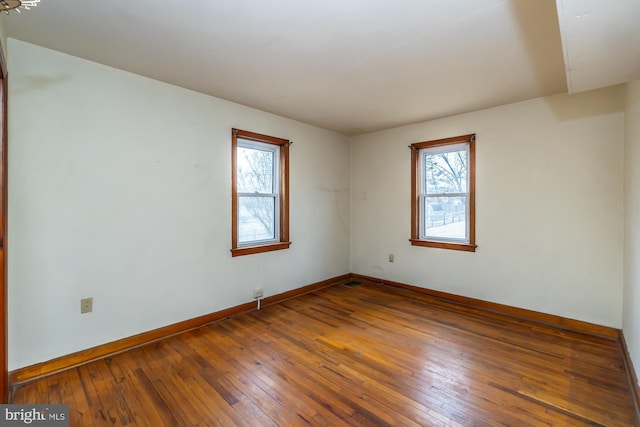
[{"x1": 0, "y1": 38, "x2": 9, "y2": 403}]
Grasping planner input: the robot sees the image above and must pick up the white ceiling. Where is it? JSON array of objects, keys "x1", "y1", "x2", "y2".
[
  {"x1": 3, "y1": 0, "x2": 638, "y2": 135},
  {"x1": 555, "y1": 0, "x2": 640, "y2": 94}
]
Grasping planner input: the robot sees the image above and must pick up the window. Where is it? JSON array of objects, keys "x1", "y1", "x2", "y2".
[
  {"x1": 410, "y1": 134, "x2": 476, "y2": 252},
  {"x1": 231, "y1": 128, "x2": 290, "y2": 256}
]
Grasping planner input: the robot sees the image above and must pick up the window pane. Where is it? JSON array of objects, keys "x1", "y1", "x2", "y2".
[
  {"x1": 423, "y1": 196, "x2": 467, "y2": 240},
  {"x1": 238, "y1": 196, "x2": 276, "y2": 243},
  {"x1": 237, "y1": 146, "x2": 274, "y2": 193},
  {"x1": 424, "y1": 150, "x2": 467, "y2": 194}
]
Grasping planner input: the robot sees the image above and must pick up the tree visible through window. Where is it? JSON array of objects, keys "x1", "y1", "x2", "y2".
[
  {"x1": 232, "y1": 129, "x2": 290, "y2": 256},
  {"x1": 410, "y1": 134, "x2": 476, "y2": 252}
]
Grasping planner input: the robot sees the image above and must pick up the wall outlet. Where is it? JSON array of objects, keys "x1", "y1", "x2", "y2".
[
  {"x1": 253, "y1": 288, "x2": 264, "y2": 299},
  {"x1": 81, "y1": 297, "x2": 93, "y2": 314},
  {"x1": 388, "y1": 254, "x2": 394, "y2": 263}
]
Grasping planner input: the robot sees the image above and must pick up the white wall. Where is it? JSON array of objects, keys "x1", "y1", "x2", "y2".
[
  {"x1": 624, "y1": 79, "x2": 640, "y2": 382},
  {"x1": 0, "y1": 16, "x2": 6, "y2": 60},
  {"x1": 351, "y1": 86, "x2": 625, "y2": 328},
  {"x1": 7, "y1": 39, "x2": 350, "y2": 370}
]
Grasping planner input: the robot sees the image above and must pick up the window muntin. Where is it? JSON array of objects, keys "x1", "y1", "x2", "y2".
[
  {"x1": 410, "y1": 134, "x2": 476, "y2": 252},
  {"x1": 231, "y1": 129, "x2": 290, "y2": 257}
]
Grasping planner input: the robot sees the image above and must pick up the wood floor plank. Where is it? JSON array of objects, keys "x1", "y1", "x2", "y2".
[
  {"x1": 105, "y1": 356, "x2": 176, "y2": 427},
  {"x1": 61, "y1": 368, "x2": 97, "y2": 426},
  {"x1": 191, "y1": 333, "x2": 292, "y2": 423},
  {"x1": 11, "y1": 283, "x2": 636, "y2": 426},
  {"x1": 84, "y1": 359, "x2": 135, "y2": 426},
  {"x1": 273, "y1": 301, "x2": 545, "y2": 425},
  {"x1": 210, "y1": 325, "x2": 353, "y2": 425}
]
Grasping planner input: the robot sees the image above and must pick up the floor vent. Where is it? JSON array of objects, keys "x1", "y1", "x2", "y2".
[{"x1": 343, "y1": 281, "x2": 362, "y2": 288}]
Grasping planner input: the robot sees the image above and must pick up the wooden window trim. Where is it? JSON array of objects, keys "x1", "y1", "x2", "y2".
[
  {"x1": 231, "y1": 128, "x2": 291, "y2": 257},
  {"x1": 410, "y1": 134, "x2": 477, "y2": 252}
]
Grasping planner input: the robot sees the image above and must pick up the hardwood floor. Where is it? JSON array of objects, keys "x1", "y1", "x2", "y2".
[{"x1": 12, "y1": 282, "x2": 637, "y2": 426}]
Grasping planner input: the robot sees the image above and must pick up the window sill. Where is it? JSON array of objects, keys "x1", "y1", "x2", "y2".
[
  {"x1": 409, "y1": 239, "x2": 477, "y2": 252},
  {"x1": 231, "y1": 241, "x2": 291, "y2": 257}
]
